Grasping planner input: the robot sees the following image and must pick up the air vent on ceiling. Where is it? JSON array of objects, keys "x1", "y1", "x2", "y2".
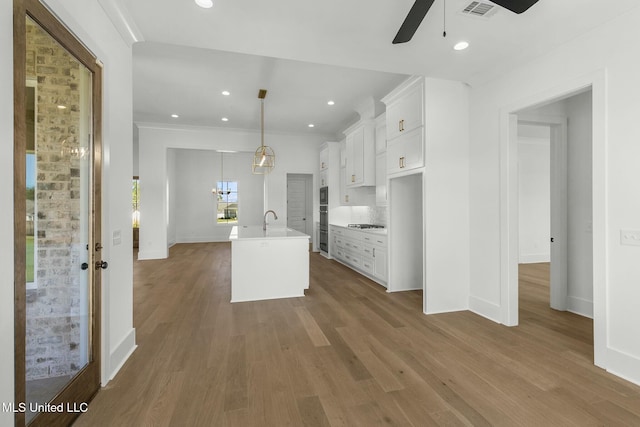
[{"x1": 461, "y1": 1, "x2": 498, "y2": 18}]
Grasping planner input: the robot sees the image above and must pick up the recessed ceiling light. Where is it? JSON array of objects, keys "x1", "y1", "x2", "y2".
[
  {"x1": 454, "y1": 41, "x2": 469, "y2": 51},
  {"x1": 195, "y1": 0, "x2": 213, "y2": 8},
  {"x1": 221, "y1": 90, "x2": 230, "y2": 96},
  {"x1": 327, "y1": 100, "x2": 335, "y2": 106},
  {"x1": 171, "y1": 114, "x2": 179, "y2": 118},
  {"x1": 308, "y1": 124, "x2": 315, "y2": 128},
  {"x1": 57, "y1": 105, "x2": 66, "y2": 109},
  {"x1": 221, "y1": 117, "x2": 229, "y2": 122}
]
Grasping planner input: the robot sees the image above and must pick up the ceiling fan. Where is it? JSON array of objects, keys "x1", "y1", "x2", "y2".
[{"x1": 393, "y1": 0, "x2": 540, "y2": 44}]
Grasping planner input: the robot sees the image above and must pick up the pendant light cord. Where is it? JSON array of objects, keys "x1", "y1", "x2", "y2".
[{"x1": 443, "y1": 0, "x2": 447, "y2": 38}]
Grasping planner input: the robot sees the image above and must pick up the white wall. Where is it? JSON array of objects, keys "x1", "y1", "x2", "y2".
[
  {"x1": 138, "y1": 124, "x2": 325, "y2": 259},
  {"x1": 0, "y1": 0, "x2": 15, "y2": 424},
  {"x1": 167, "y1": 148, "x2": 177, "y2": 246},
  {"x1": 518, "y1": 126, "x2": 551, "y2": 263},
  {"x1": 469, "y1": 7, "x2": 640, "y2": 384},
  {"x1": 173, "y1": 150, "x2": 264, "y2": 242},
  {"x1": 1, "y1": 1, "x2": 135, "y2": 424},
  {"x1": 423, "y1": 78, "x2": 470, "y2": 313}
]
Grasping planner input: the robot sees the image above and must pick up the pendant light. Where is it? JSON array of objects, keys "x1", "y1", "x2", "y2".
[{"x1": 252, "y1": 89, "x2": 275, "y2": 174}]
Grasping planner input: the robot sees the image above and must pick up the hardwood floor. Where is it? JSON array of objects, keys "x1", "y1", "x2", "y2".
[{"x1": 74, "y1": 245, "x2": 640, "y2": 426}]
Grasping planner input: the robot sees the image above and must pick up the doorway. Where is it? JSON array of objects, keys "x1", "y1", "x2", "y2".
[
  {"x1": 500, "y1": 74, "x2": 605, "y2": 366},
  {"x1": 516, "y1": 91, "x2": 594, "y2": 319},
  {"x1": 14, "y1": 0, "x2": 103, "y2": 425},
  {"x1": 286, "y1": 174, "x2": 313, "y2": 237}
]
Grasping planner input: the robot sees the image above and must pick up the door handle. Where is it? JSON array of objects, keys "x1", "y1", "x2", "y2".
[{"x1": 95, "y1": 260, "x2": 108, "y2": 270}]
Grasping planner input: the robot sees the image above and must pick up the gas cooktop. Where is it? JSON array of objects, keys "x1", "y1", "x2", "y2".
[{"x1": 347, "y1": 224, "x2": 385, "y2": 229}]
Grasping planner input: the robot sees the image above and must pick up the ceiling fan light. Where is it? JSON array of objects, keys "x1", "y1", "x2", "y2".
[
  {"x1": 454, "y1": 41, "x2": 469, "y2": 51},
  {"x1": 195, "y1": 0, "x2": 213, "y2": 9}
]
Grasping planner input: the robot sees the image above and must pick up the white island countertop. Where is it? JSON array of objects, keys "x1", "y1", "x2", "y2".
[{"x1": 229, "y1": 225, "x2": 310, "y2": 241}]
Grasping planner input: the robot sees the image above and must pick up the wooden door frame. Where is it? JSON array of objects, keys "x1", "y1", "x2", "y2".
[{"x1": 13, "y1": 0, "x2": 103, "y2": 425}]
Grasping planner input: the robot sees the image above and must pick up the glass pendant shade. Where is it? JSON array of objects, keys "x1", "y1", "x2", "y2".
[{"x1": 252, "y1": 89, "x2": 275, "y2": 174}]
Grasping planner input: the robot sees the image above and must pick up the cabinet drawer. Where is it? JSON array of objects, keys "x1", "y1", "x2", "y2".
[
  {"x1": 362, "y1": 244, "x2": 374, "y2": 258},
  {"x1": 361, "y1": 258, "x2": 374, "y2": 274},
  {"x1": 345, "y1": 240, "x2": 362, "y2": 251},
  {"x1": 387, "y1": 127, "x2": 424, "y2": 175},
  {"x1": 344, "y1": 253, "x2": 362, "y2": 267}
]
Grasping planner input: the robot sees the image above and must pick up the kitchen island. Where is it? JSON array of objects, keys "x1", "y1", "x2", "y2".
[{"x1": 229, "y1": 225, "x2": 310, "y2": 303}]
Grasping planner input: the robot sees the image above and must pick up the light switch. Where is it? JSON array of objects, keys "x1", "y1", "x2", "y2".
[
  {"x1": 620, "y1": 230, "x2": 640, "y2": 246},
  {"x1": 113, "y1": 229, "x2": 122, "y2": 246}
]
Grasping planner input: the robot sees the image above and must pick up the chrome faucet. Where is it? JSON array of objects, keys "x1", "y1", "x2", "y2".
[{"x1": 263, "y1": 210, "x2": 278, "y2": 230}]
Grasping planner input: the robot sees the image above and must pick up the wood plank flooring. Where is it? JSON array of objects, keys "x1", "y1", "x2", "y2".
[{"x1": 73, "y1": 245, "x2": 640, "y2": 426}]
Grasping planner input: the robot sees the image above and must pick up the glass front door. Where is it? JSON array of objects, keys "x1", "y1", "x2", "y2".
[{"x1": 16, "y1": 1, "x2": 103, "y2": 425}]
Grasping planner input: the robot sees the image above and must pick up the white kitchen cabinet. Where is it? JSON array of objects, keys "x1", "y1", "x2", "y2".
[
  {"x1": 375, "y1": 114, "x2": 387, "y2": 154},
  {"x1": 330, "y1": 225, "x2": 387, "y2": 287},
  {"x1": 384, "y1": 80, "x2": 423, "y2": 142},
  {"x1": 320, "y1": 169, "x2": 328, "y2": 187},
  {"x1": 319, "y1": 146, "x2": 329, "y2": 171},
  {"x1": 376, "y1": 152, "x2": 387, "y2": 206},
  {"x1": 382, "y1": 77, "x2": 425, "y2": 176},
  {"x1": 386, "y1": 127, "x2": 424, "y2": 175},
  {"x1": 343, "y1": 121, "x2": 375, "y2": 187}
]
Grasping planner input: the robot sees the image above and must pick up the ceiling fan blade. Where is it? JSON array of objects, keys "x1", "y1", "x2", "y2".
[
  {"x1": 490, "y1": 0, "x2": 539, "y2": 14},
  {"x1": 392, "y1": 0, "x2": 436, "y2": 44}
]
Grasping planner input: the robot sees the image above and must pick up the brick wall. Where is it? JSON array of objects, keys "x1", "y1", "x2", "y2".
[{"x1": 25, "y1": 18, "x2": 86, "y2": 382}]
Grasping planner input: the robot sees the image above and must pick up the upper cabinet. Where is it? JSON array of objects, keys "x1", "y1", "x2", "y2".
[
  {"x1": 343, "y1": 120, "x2": 375, "y2": 187},
  {"x1": 375, "y1": 114, "x2": 387, "y2": 154},
  {"x1": 384, "y1": 80, "x2": 424, "y2": 142},
  {"x1": 382, "y1": 77, "x2": 425, "y2": 175}
]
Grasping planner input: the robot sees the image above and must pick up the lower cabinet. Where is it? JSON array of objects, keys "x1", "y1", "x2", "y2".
[{"x1": 330, "y1": 225, "x2": 387, "y2": 287}]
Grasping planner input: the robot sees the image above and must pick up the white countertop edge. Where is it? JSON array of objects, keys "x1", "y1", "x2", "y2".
[{"x1": 229, "y1": 225, "x2": 311, "y2": 240}]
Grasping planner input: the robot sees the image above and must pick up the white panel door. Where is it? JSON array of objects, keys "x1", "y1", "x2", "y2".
[{"x1": 287, "y1": 178, "x2": 307, "y2": 234}]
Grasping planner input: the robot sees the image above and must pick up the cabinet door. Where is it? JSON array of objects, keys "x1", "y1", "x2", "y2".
[
  {"x1": 373, "y1": 245, "x2": 387, "y2": 281},
  {"x1": 320, "y1": 170, "x2": 328, "y2": 188},
  {"x1": 320, "y1": 147, "x2": 328, "y2": 170},
  {"x1": 385, "y1": 84, "x2": 423, "y2": 142},
  {"x1": 376, "y1": 152, "x2": 387, "y2": 206},
  {"x1": 387, "y1": 127, "x2": 424, "y2": 175},
  {"x1": 375, "y1": 121, "x2": 387, "y2": 154},
  {"x1": 345, "y1": 127, "x2": 365, "y2": 186}
]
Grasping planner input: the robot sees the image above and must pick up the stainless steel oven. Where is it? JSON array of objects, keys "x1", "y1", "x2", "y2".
[{"x1": 320, "y1": 186, "x2": 328, "y2": 205}]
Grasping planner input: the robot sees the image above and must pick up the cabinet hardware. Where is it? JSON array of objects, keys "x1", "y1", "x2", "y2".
[
  {"x1": 351, "y1": 174, "x2": 355, "y2": 182},
  {"x1": 373, "y1": 248, "x2": 376, "y2": 257},
  {"x1": 399, "y1": 156, "x2": 406, "y2": 168}
]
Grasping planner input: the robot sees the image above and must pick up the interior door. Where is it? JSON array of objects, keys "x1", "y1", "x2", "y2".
[
  {"x1": 287, "y1": 176, "x2": 308, "y2": 234},
  {"x1": 14, "y1": 1, "x2": 103, "y2": 425},
  {"x1": 549, "y1": 122, "x2": 568, "y2": 310}
]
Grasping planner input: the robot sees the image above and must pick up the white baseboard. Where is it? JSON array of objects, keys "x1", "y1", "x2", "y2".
[
  {"x1": 468, "y1": 295, "x2": 502, "y2": 324},
  {"x1": 108, "y1": 328, "x2": 137, "y2": 382},
  {"x1": 567, "y1": 295, "x2": 593, "y2": 319},
  {"x1": 137, "y1": 250, "x2": 167, "y2": 260},
  {"x1": 519, "y1": 253, "x2": 550, "y2": 264},
  {"x1": 607, "y1": 347, "x2": 640, "y2": 387},
  {"x1": 177, "y1": 236, "x2": 230, "y2": 243}
]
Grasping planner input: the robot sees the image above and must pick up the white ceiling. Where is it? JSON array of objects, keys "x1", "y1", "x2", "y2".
[{"x1": 107, "y1": 0, "x2": 640, "y2": 136}]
